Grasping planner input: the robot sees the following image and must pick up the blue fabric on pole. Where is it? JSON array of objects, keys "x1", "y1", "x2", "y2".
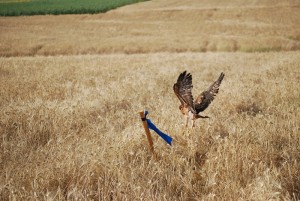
[{"x1": 144, "y1": 110, "x2": 172, "y2": 145}]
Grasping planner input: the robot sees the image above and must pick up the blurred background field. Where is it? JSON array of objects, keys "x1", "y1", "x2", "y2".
[
  {"x1": 0, "y1": 0, "x2": 300, "y2": 57},
  {"x1": 1, "y1": 0, "x2": 300, "y2": 200}
]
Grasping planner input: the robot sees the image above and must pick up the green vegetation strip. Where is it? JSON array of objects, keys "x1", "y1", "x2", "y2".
[{"x1": 0, "y1": 0, "x2": 148, "y2": 16}]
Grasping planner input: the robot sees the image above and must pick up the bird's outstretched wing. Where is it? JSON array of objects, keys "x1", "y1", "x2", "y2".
[
  {"x1": 173, "y1": 71, "x2": 195, "y2": 112},
  {"x1": 194, "y1": 72, "x2": 224, "y2": 113}
]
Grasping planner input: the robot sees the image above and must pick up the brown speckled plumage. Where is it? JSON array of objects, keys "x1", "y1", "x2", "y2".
[{"x1": 173, "y1": 71, "x2": 224, "y2": 127}]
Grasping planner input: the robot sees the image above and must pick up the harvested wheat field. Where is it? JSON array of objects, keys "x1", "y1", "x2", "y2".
[{"x1": 1, "y1": 0, "x2": 300, "y2": 200}]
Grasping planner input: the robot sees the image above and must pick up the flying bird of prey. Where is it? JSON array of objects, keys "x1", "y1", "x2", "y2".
[{"x1": 173, "y1": 71, "x2": 224, "y2": 127}]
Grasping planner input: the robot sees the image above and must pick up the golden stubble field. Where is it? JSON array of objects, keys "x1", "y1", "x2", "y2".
[
  {"x1": 0, "y1": 0, "x2": 300, "y2": 57},
  {"x1": 1, "y1": 0, "x2": 300, "y2": 200}
]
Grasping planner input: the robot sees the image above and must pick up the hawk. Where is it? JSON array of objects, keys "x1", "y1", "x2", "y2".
[{"x1": 173, "y1": 71, "x2": 224, "y2": 127}]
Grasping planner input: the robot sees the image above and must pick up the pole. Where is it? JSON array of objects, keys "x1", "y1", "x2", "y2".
[{"x1": 139, "y1": 111, "x2": 154, "y2": 153}]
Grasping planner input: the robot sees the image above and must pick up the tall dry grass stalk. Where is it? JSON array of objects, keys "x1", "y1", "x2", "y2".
[{"x1": 1, "y1": 52, "x2": 299, "y2": 200}]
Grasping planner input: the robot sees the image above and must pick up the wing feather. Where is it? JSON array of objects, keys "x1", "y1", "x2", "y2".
[
  {"x1": 194, "y1": 72, "x2": 224, "y2": 113},
  {"x1": 173, "y1": 71, "x2": 195, "y2": 112}
]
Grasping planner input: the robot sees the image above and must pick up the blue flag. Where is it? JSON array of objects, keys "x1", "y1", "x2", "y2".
[{"x1": 144, "y1": 111, "x2": 172, "y2": 145}]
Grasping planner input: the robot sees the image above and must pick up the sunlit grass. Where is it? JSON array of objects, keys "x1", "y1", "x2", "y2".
[
  {"x1": 1, "y1": 0, "x2": 300, "y2": 199},
  {"x1": 1, "y1": 52, "x2": 299, "y2": 200}
]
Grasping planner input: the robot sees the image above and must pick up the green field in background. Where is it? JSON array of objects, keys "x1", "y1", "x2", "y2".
[{"x1": 0, "y1": 0, "x2": 147, "y2": 16}]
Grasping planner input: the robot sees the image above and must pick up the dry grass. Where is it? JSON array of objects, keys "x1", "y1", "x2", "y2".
[
  {"x1": 1, "y1": 52, "x2": 299, "y2": 200},
  {"x1": 0, "y1": 0, "x2": 300, "y2": 56},
  {"x1": 1, "y1": 0, "x2": 300, "y2": 200}
]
